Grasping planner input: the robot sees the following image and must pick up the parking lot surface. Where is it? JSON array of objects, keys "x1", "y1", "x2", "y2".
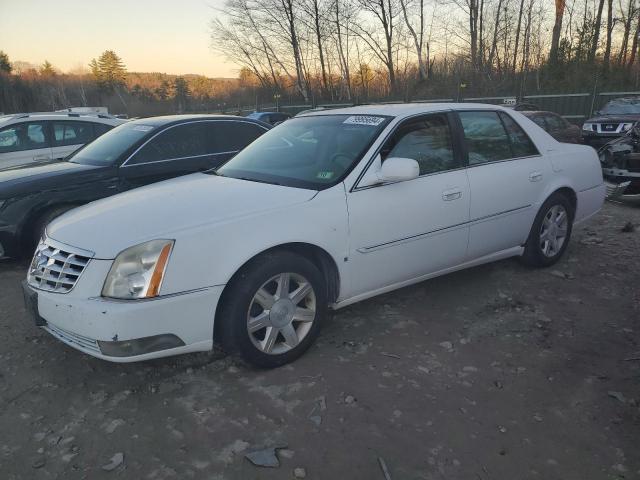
[{"x1": 1, "y1": 202, "x2": 639, "y2": 480}]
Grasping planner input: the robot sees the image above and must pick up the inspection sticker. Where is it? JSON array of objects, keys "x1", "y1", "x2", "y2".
[
  {"x1": 343, "y1": 115, "x2": 385, "y2": 126},
  {"x1": 317, "y1": 171, "x2": 334, "y2": 179},
  {"x1": 132, "y1": 125, "x2": 154, "y2": 132}
]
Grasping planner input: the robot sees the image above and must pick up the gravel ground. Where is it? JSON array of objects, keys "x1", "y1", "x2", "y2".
[{"x1": 0, "y1": 201, "x2": 639, "y2": 480}]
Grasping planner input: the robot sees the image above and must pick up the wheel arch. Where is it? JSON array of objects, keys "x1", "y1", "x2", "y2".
[
  {"x1": 548, "y1": 186, "x2": 577, "y2": 215},
  {"x1": 213, "y1": 242, "x2": 341, "y2": 339},
  {"x1": 19, "y1": 201, "x2": 81, "y2": 251}
]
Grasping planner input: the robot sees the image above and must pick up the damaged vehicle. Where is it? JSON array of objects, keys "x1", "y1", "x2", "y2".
[
  {"x1": 599, "y1": 125, "x2": 640, "y2": 199},
  {"x1": 22, "y1": 104, "x2": 605, "y2": 368}
]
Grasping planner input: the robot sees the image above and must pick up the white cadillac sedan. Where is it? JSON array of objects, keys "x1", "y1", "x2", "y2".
[{"x1": 23, "y1": 104, "x2": 605, "y2": 367}]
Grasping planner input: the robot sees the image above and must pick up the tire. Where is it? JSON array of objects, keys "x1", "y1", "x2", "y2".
[
  {"x1": 521, "y1": 192, "x2": 574, "y2": 267},
  {"x1": 27, "y1": 206, "x2": 75, "y2": 254},
  {"x1": 217, "y1": 250, "x2": 327, "y2": 368}
]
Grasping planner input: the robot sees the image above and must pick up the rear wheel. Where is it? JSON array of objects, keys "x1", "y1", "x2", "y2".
[
  {"x1": 521, "y1": 193, "x2": 574, "y2": 267},
  {"x1": 217, "y1": 251, "x2": 326, "y2": 368}
]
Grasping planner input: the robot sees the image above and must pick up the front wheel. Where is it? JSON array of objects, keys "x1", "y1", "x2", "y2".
[
  {"x1": 217, "y1": 251, "x2": 326, "y2": 368},
  {"x1": 521, "y1": 193, "x2": 574, "y2": 267}
]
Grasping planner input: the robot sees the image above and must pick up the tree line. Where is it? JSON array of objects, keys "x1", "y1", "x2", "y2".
[
  {"x1": 212, "y1": 0, "x2": 640, "y2": 103},
  {"x1": 0, "y1": 50, "x2": 245, "y2": 116},
  {"x1": 2, "y1": 0, "x2": 640, "y2": 116}
]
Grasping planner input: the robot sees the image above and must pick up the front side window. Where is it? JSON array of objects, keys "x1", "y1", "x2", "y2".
[
  {"x1": 382, "y1": 114, "x2": 457, "y2": 175},
  {"x1": 213, "y1": 121, "x2": 266, "y2": 152},
  {"x1": 68, "y1": 123, "x2": 156, "y2": 166},
  {"x1": 129, "y1": 123, "x2": 209, "y2": 165},
  {"x1": 93, "y1": 123, "x2": 114, "y2": 138},
  {"x1": 0, "y1": 122, "x2": 49, "y2": 153},
  {"x1": 217, "y1": 114, "x2": 391, "y2": 189},
  {"x1": 52, "y1": 121, "x2": 94, "y2": 147},
  {"x1": 459, "y1": 111, "x2": 512, "y2": 164}
]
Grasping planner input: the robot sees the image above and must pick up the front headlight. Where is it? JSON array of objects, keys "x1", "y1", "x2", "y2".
[
  {"x1": 102, "y1": 239, "x2": 174, "y2": 300},
  {"x1": 582, "y1": 123, "x2": 593, "y2": 131}
]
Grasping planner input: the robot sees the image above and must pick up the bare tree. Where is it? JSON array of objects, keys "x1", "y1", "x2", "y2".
[
  {"x1": 549, "y1": 0, "x2": 566, "y2": 65},
  {"x1": 352, "y1": 0, "x2": 400, "y2": 91},
  {"x1": 399, "y1": 0, "x2": 428, "y2": 81},
  {"x1": 588, "y1": 0, "x2": 606, "y2": 63}
]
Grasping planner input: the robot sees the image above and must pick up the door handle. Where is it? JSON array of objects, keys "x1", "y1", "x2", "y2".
[
  {"x1": 529, "y1": 171, "x2": 543, "y2": 182},
  {"x1": 442, "y1": 188, "x2": 462, "y2": 201},
  {"x1": 33, "y1": 155, "x2": 50, "y2": 162}
]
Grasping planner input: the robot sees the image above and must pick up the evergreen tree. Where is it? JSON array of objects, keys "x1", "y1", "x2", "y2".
[
  {"x1": 89, "y1": 50, "x2": 127, "y2": 92},
  {"x1": 173, "y1": 76, "x2": 190, "y2": 113},
  {"x1": 40, "y1": 60, "x2": 56, "y2": 77},
  {"x1": 0, "y1": 51, "x2": 12, "y2": 74}
]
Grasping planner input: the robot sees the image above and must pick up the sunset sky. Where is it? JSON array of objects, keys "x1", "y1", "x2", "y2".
[{"x1": 0, "y1": 0, "x2": 236, "y2": 78}]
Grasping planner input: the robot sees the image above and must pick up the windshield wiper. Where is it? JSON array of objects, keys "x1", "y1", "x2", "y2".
[{"x1": 236, "y1": 176, "x2": 281, "y2": 186}]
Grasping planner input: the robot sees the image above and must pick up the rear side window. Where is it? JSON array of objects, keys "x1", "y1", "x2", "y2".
[
  {"x1": 530, "y1": 115, "x2": 547, "y2": 130},
  {"x1": 129, "y1": 122, "x2": 209, "y2": 165},
  {"x1": 0, "y1": 122, "x2": 49, "y2": 153},
  {"x1": 213, "y1": 121, "x2": 266, "y2": 152},
  {"x1": 459, "y1": 111, "x2": 512, "y2": 164},
  {"x1": 52, "y1": 121, "x2": 94, "y2": 147},
  {"x1": 499, "y1": 113, "x2": 538, "y2": 157},
  {"x1": 544, "y1": 114, "x2": 567, "y2": 130}
]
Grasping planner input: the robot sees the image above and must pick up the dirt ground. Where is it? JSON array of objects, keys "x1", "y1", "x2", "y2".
[{"x1": 0, "y1": 201, "x2": 639, "y2": 480}]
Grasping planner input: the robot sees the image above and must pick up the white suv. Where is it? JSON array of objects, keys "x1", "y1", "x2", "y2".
[{"x1": 0, "y1": 112, "x2": 125, "y2": 170}]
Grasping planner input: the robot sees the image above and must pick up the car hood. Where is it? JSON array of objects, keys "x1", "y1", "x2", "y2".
[
  {"x1": 0, "y1": 161, "x2": 105, "y2": 197},
  {"x1": 47, "y1": 173, "x2": 317, "y2": 258},
  {"x1": 585, "y1": 114, "x2": 640, "y2": 123}
]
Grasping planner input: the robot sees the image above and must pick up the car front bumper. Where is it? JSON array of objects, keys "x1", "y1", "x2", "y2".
[{"x1": 24, "y1": 280, "x2": 224, "y2": 362}]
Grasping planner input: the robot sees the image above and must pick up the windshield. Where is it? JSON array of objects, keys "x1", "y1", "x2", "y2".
[
  {"x1": 216, "y1": 114, "x2": 391, "y2": 189},
  {"x1": 600, "y1": 100, "x2": 640, "y2": 115},
  {"x1": 68, "y1": 123, "x2": 156, "y2": 166}
]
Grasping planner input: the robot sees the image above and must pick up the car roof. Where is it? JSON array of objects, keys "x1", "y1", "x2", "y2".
[
  {"x1": 0, "y1": 113, "x2": 124, "y2": 125},
  {"x1": 130, "y1": 114, "x2": 263, "y2": 127},
  {"x1": 296, "y1": 102, "x2": 514, "y2": 119}
]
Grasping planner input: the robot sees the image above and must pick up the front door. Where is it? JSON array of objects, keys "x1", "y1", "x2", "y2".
[
  {"x1": 346, "y1": 112, "x2": 471, "y2": 296},
  {"x1": 458, "y1": 110, "x2": 552, "y2": 259}
]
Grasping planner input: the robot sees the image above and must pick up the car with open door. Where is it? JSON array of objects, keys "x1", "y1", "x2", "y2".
[
  {"x1": 22, "y1": 104, "x2": 604, "y2": 367},
  {"x1": 0, "y1": 115, "x2": 270, "y2": 258}
]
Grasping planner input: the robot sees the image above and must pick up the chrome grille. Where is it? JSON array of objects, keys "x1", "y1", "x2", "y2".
[{"x1": 28, "y1": 240, "x2": 92, "y2": 293}]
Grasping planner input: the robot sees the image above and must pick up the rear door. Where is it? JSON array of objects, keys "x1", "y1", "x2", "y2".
[
  {"x1": 49, "y1": 120, "x2": 95, "y2": 160},
  {"x1": 0, "y1": 121, "x2": 52, "y2": 170},
  {"x1": 459, "y1": 110, "x2": 552, "y2": 259}
]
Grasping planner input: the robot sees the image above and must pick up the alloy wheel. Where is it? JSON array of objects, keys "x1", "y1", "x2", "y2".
[
  {"x1": 246, "y1": 272, "x2": 316, "y2": 355},
  {"x1": 539, "y1": 204, "x2": 568, "y2": 257}
]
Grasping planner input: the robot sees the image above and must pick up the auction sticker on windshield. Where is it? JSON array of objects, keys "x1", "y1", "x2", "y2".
[
  {"x1": 343, "y1": 115, "x2": 386, "y2": 126},
  {"x1": 132, "y1": 125, "x2": 154, "y2": 132}
]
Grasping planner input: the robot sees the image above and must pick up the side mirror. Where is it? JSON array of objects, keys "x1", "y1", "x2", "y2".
[
  {"x1": 358, "y1": 155, "x2": 420, "y2": 187},
  {"x1": 378, "y1": 157, "x2": 419, "y2": 183}
]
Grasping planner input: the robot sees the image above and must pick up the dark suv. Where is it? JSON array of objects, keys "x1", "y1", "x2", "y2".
[
  {"x1": 0, "y1": 115, "x2": 270, "y2": 258},
  {"x1": 582, "y1": 97, "x2": 640, "y2": 148}
]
